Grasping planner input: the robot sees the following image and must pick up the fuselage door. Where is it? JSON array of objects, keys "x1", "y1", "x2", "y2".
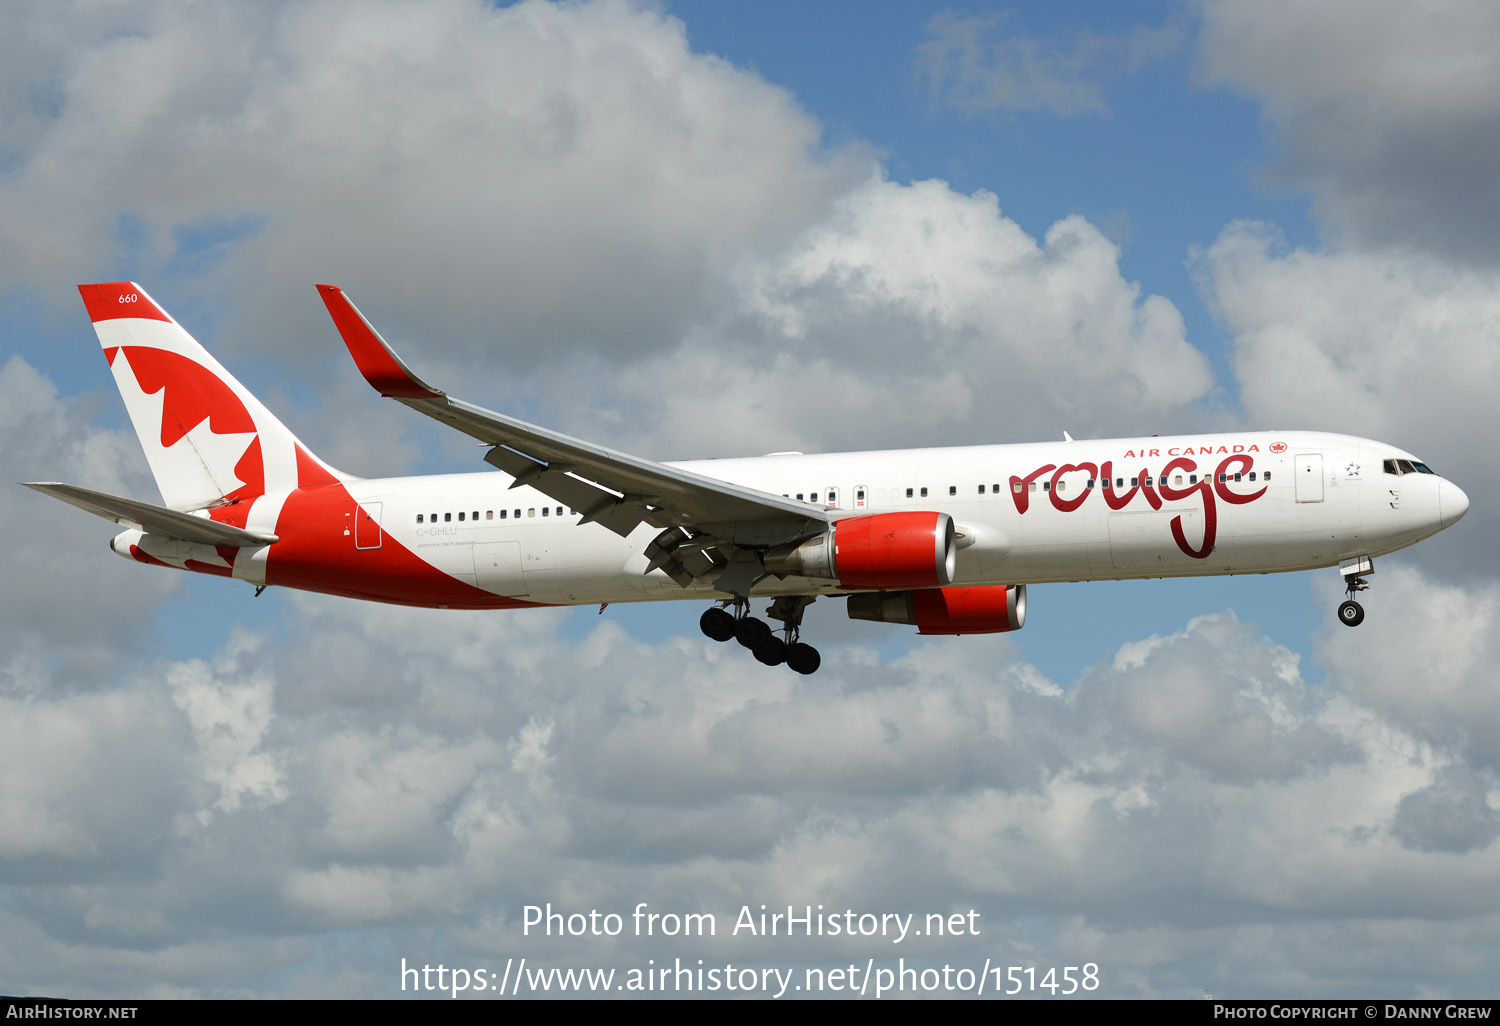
[
  {"x1": 354, "y1": 501, "x2": 383, "y2": 549},
  {"x1": 474, "y1": 540, "x2": 528, "y2": 597},
  {"x1": 1295, "y1": 454, "x2": 1324, "y2": 503}
]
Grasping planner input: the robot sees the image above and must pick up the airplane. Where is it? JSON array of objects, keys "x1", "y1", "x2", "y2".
[{"x1": 25, "y1": 282, "x2": 1470, "y2": 675}]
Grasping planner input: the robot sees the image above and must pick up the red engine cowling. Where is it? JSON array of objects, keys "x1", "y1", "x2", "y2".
[
  {"x1": 764, "y1": 511, "x2": 956, "y2": 589},
  {"x1": 847, "y1": 584, "x2": 1027, "y2": 635}
]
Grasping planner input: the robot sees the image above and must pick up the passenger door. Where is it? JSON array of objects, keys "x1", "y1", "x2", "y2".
[{"x1": 1295, "y1": 454, "x2": 1324, "y2": 503}]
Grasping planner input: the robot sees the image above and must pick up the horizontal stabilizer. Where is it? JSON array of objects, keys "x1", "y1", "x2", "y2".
[{"x1": 22, "y1": 482, "x2": 278, "y2": 547}]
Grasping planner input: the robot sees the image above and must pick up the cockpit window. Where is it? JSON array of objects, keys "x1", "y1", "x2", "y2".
[{"x1": 1384, "y1": 458, "x2": 1439, "y2": 476}]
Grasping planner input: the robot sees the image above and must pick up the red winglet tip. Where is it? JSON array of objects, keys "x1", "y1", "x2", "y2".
[
  {"x1": 78, "y1": 282, "x2": 171, "y2": 323},
  {"x1": 315, "y1": 285, "x2": 444, "y2": 401}
]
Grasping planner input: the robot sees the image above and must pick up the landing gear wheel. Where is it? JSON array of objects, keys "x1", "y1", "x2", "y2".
[
  {"x1": 753, "y1": 636, "x2": 787, "y2": 666},
  {"x1": 786, "y1": 642, "x2": 821, "y2": 676},
  {"x1": 735, "y1": 616, "x2": 772, "y2": 650},
  {"x1": 1338, "y1": 599, "x2": 1365, "y2": 627},
  {"x1": 699, "y1": 607, "x2": 735, "y2": 642}
]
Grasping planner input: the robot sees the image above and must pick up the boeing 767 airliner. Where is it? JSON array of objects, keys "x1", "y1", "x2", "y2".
[{"x1": 25, "y1": 282, "x2": 1469, "y2": 675}]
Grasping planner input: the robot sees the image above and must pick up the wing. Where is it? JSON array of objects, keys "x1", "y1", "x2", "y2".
[
  {"x1": 23, "y1": 482, "x2": 278, "y2": 547},
  {"x1": 315, "y1": 285, "x2": 826, "y2": 589}
]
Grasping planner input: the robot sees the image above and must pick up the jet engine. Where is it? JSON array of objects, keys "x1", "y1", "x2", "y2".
[
  {"x1": 763, "y1": 511, "x2": 957, "y2": 589},
  {"x1": 846, "y1": 584, "x2": 1026, "y2": 635}
]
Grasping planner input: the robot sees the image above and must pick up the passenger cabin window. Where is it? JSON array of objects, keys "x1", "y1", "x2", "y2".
[
  {"x1": 1013, "y1": 482, "x2": 1023, "y2": 494},
  {"x1": 528, "y1": 508, "x2": 536, "y2": 518},
  {"x1": 977, "y1": 484, "x2": 985, "y2": 494},
  {"x1": 992, "y1": 483, "x2": 1000, "y2": 493},
  {"x1": 949, "y1": 486, "x2": 957, "y2": 496},
  {"x1": 920, "y1": 487, "x2": 928, "y2": 497},
  {"x1": 906, "y1": 488, "x2": 914, "y2": 498},
  {"x1": 486, "y1": 510, "x2": 493, "y2": 520},
  {"x1": 500, "y1": 509, "x2": 507, "y2": 519},
  {"x1": 417, "y1": 514, "x2": 424, "y2": 523},
  {"x1": 542, "y1": 507, "x2": 549, "y2": 516},
  {"x1": 444, "y1": 513, "x2": 452, "y2": 522},
  {"x1": 472, "y1": 511, "x2": 479, "y2": 520},
  {"x1": 458, "y1": 512, "x2": 465, "y2": 521}
]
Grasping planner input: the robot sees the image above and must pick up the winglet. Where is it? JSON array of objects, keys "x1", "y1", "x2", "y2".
[{"x1": 315, "y1": 285, "x2": 445, "y2": 400}]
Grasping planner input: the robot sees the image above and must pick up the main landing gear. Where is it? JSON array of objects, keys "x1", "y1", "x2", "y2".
[
  {"x1": 1337, "y1": 555, "x2": 1372, "y2": 628},
  {"x1": 699, "y1": 597, "x2": 821, "y2": 674}
]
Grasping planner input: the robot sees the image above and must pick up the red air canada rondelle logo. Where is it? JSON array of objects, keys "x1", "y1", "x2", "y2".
[{"x1": 1270, "y1": 441, "x2": 1287, "y2": 454}]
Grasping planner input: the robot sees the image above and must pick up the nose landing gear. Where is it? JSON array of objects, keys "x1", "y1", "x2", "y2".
[{"x1": 1337, "y1": 555, "x2": 1372, "y2": 627}]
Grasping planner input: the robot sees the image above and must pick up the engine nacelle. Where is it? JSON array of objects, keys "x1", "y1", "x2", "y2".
[
  {"x1": 764, "y1": 512, "x2": 957, "y2": 589},
  {"x1": 847, "y1": 584, "x2": 1027, "y2": 635}
]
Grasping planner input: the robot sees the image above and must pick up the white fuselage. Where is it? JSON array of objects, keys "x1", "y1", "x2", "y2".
[{"x1": 258, "y1": 430, "x2": 1462, "y2": 607}]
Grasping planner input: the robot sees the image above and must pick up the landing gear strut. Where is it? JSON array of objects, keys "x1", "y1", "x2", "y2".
[
  {"x1": 766, "y1": 595, "x2": 820, "y2": 675},
  {"x1": 1338, "y1": 580, "x2": 1368, "y2": 627},
  {"x1": 1337, "y1": 556, "x2": 1372, "y2": 628}
]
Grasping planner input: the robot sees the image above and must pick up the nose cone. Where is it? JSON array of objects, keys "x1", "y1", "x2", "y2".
[{"x1": 1440, "y1": 480, "x2": 1470, "y2": 529}]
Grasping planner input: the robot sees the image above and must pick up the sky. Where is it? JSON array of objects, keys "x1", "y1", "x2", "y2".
[{"x1": 1, "y1": 0, "x2": 1499, "y2": 1000}]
